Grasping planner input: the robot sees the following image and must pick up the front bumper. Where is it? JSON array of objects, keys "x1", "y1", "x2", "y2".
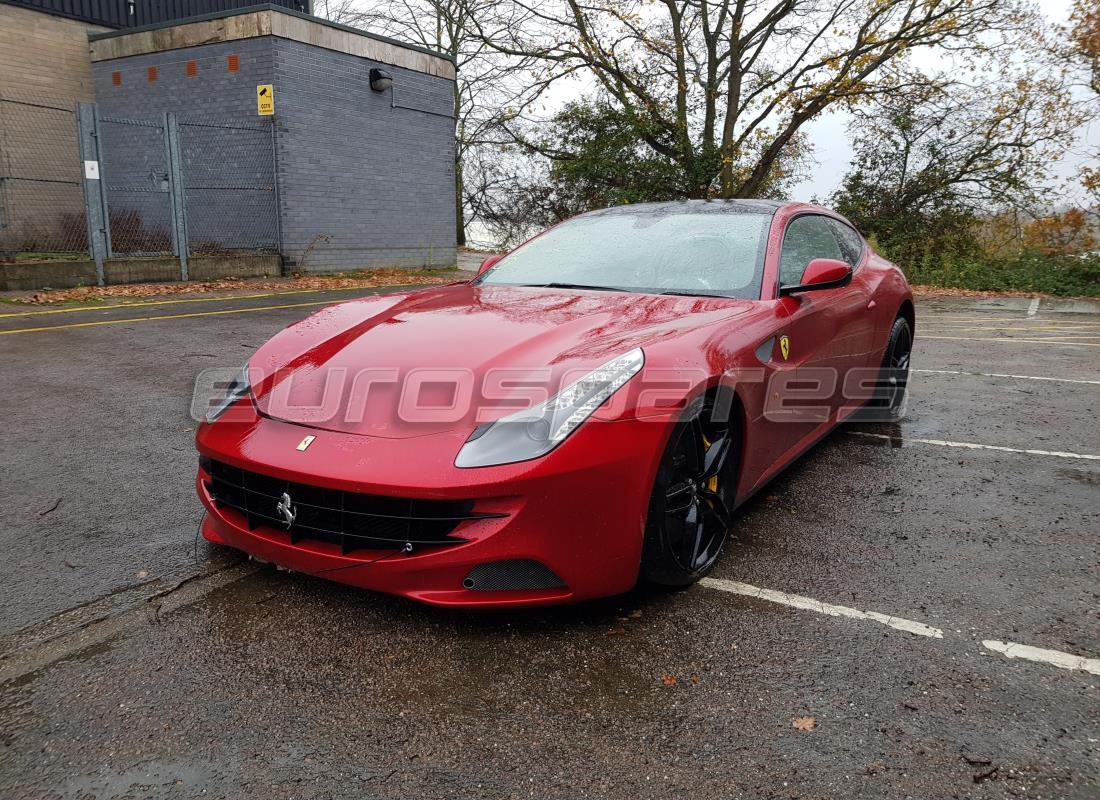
[{"x1": 195, "y1": 406, "x2": 674, "y2": 607}]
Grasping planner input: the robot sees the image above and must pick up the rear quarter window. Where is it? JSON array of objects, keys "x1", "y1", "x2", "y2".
[{"x1": 826, "y1": 219, "x2": 865, "y2": 267}]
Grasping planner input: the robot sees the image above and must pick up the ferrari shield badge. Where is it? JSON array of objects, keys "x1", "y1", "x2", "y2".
[
  {"x1": 779, "y1": 335, "x2": 791, "y2": 361},
  {"x1": 296, "y1": 435, "x2": 316, "y2": 451}
]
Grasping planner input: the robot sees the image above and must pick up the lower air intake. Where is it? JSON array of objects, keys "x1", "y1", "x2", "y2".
[{"x1": 462, "y1": 560, "x2": 566, "y2": 592}]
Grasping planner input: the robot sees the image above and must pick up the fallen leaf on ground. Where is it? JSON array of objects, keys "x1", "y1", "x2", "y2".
[
  {"x1": 972, "y1": 765, "x2": 999, "y2": 784},
  {"x1": 606, "y1": 627, "x2": 626, "y2": 636},
  {"x1": 628, "y1": 610, "x2": 643, "y2": 619},
  {"x1": 38, "y1": 498, "x2": 63, "y2": 516},
  {"x1": 661, "y1": 675, "x2": 677, "y2": 686},
  {"x1": 136, "y1": 570, "x2": 149, "y2": 579},
  {"x1": 11, "y1": 268, "x2": 469, "y2": 306},
  {"x1": 792, "y1": 716, "x2": 817, "y2": 731}
]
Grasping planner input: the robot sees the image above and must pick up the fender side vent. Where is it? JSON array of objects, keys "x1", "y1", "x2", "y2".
[{"x1": 462, "y1": 560, "x2": 566, "y2": 592}]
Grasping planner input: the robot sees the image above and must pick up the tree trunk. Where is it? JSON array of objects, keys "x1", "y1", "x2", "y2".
[
  {"x1": 453, "y1": 70, "x2": 466, "y2": 247},
  {"x1": 455, "y1": 154, "x2": 466, "y2": 247}
]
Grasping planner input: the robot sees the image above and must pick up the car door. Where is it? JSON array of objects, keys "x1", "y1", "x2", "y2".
[
  {"x1": 825, "y1": 217, "x2": 880, "y2": 372},
  {"x1": 758, "y1": 214, "x2": 858, "y2": 467}
]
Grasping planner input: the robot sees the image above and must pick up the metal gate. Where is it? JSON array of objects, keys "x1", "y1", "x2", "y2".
[
  {"x1": 84, "y1": 108, "x2": 280, "y2": 281},
  {"x1": 98, "y1": 114, "x2": 179, "y2": 257},
  {"x1": 179, "y1": 118, "x2": 279, "y2": 256}
]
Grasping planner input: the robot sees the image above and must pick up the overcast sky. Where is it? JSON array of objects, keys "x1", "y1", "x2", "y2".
[{"x1": 789, "y1": 0, "x2": 1096, "y2": 204}]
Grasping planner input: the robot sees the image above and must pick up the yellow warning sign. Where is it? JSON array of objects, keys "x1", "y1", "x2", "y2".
[{"x1": 256, "y1": 84, "x2": 274, "y2": 116}]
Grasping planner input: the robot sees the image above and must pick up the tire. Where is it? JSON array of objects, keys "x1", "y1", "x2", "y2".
[
  {"x1": 870, "y1": 316, "x2": 912, "y2": 421},
  {"x1": 640, "y1": 393, "x2": 740, "y2": 586}
]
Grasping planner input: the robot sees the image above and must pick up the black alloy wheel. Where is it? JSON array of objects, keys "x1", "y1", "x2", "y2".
[
  {"x1": 878, "y1": 316, "x2": 912, "y2": 419},
  {"x1": 641, "y1": 394, "x2": 740, "y2": 586}
]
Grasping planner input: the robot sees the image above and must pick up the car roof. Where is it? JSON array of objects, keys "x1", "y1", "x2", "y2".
[{"x1": 585, "y1": 199, "x2": 789, "y2": 218}]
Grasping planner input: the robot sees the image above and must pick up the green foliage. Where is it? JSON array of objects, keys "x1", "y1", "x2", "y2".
[
  {"x1": 835, "y1": 182, "x2": 983, "y2": 270},
  {"x1": 540, "y1": 102, "x2": 702, "y2": 213},
  {"x1": 830, "y1": 86, "x2": 1098, "y2": 297},
  {"x1": 495, "y1": 99, "x2": 804, "y2": 232},
  {"x1": 903, "y1": 251, "x2": 1100, "y2": 296}
]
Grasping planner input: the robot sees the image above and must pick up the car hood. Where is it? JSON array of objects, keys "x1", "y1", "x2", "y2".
[{"x1": 250, "y1": 283, "x2": 752, "y2": 438}]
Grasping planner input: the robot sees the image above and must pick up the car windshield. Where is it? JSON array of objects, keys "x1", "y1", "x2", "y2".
[{"x1": 475, "y1": 209, "x2": 772, "y2": 299}]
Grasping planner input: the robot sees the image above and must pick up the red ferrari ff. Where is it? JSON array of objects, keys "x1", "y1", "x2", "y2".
[{"x1": 195, "y1": 200, "x2": 913, "y2": 607}]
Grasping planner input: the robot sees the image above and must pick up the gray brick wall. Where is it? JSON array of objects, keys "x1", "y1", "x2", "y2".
[
  {"x1": 92, "y1": 38, "x2": 276, "y2": 120},
  {"x1": 271, "y1": 38, "x2": 455, "y2": 271},
  {"x1": 90, "y1": 33, "x2": 456, "y2": 271}
]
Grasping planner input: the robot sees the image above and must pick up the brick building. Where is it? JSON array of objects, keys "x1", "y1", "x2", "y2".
[{"x1": 0, "y1": 1, "x2": 457, "y2": 275}]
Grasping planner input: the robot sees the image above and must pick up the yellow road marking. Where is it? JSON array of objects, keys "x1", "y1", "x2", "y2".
[
  {"x1": 0, "y1": 285, "x2": 382, "y2": 318},
  {"x1": 919, "y1": 335, "x2": 1100, "y2": 347},
  {"x1": 0, "y1": 299, "x2": 336, "y2": 335}
]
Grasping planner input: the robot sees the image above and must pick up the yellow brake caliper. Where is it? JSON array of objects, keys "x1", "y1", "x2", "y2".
[{"x1": 702, "y1": 434, "x2": 719, "y2": 492}]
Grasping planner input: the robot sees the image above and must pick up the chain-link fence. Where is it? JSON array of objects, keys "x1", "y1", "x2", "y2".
[
  {"x1": 0, "y1": 94, "x2": 89, "y2": 259},
  {"x1": 179, "y1": 118, "x2": 279, "y2": 255},
  {"x1": 1, "y1": 95, "x2": 281, "y2": 277}
]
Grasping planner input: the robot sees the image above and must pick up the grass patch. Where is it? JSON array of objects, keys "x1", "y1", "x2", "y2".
[{"x1": 0, "y1": 252, "x2": 91, "y2": 263}]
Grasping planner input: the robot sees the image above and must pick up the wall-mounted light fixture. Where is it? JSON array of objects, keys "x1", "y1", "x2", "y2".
[{"x1": 369, "y1": 68, "x2": 393, "y2": 92}]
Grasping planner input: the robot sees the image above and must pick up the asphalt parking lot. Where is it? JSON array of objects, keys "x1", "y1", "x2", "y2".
[{"x1": 0, "y1": 288, "x2": 1097, "y2": 799}]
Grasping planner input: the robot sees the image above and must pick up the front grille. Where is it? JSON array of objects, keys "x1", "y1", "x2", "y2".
[{"x1": 202, "y1": 457, "x2": 503, "y2": 555}]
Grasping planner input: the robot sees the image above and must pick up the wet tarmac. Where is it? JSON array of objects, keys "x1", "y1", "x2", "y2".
[{"x1": 0, "y1": 290, "x2": 1097, "y2": 798}]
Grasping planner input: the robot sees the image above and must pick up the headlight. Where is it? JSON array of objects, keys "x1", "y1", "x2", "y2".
[
  {"x1": 206, "y1": 364, "x2": 252, "y2": 422},
  {"x1": 455, "y1": 348, "x2": 644, "y2": 468}
]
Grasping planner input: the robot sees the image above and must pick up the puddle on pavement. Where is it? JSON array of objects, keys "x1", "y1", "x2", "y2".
[
  {"x1": 178, "y1": 567, "x2": 670, "y2": 716},
  {"x1": 1056, "y1": 468, "x2": 1100, "y2": 487},
  {"x1": 60, "y1": 759, "x2": 216, "y2": 799}
]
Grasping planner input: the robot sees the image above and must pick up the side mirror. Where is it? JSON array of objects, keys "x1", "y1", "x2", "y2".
[
  {"x1": 477, "y1": 254, "x2": 503, "y2": 276},
  {"x1": 778, "y1": 258, "x2": 852, "y2": 296}
]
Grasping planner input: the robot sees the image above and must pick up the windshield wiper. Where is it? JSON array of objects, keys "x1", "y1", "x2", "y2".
[
  {"x1": 524, "y1": 282, "x2": 626, "y2": 292},
  {"x1": 658, "y1": 289, "x2": 730, "y2": 298}
]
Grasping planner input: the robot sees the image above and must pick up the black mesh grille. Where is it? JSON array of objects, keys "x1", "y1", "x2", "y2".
[
  {"x1": 202, "y1": 457, "x2": 504, "y2": 554},
  {"x1": 462, "y1": 560, "x2": 566, "y2": 591}
]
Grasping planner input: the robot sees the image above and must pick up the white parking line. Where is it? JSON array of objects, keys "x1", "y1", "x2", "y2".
[
  {"x1": 698, "y1": 577, "x2": 944, "y2": 638},
  {"x1": 983, "y1": 640, "x2": 1100, "y2": 676},
  {"x1": 912, "y1": 368, "x2": 1100, "y2": 386},
  {"x1": 1027, "y1": 297, "x2": 1041, "y2": 317},
  {"x1": 699, "y1": 579, "x2": 1100, "y2": 677},
  {"x1": 849, "y1": 431, "x2": 1100, "y2": 461}
]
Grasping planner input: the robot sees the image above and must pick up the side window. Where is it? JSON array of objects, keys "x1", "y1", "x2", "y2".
[
  {"x1": 778, "y1": 215, "x2": 844, "y2": 287},
  {"x1": 827, "y1": 219, "x2": 865, "y2": 267}
]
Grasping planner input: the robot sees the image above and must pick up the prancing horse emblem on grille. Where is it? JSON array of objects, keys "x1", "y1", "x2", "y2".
[{"x1": 276, "y1": 492, "x2": 297, "y2": 529}]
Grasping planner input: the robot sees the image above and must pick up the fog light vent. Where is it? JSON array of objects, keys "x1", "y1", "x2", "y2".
[{"x1": 462, "y1": 560, "x2": 566, "y2": 592}]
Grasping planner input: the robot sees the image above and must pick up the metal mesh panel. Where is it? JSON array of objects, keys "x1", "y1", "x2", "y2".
[
  {"x1": 99, "y1": 116, "x2": 174, "y2": 255},
  {"x1": 462, "y1": 560, "x2": 567, "y2": 591},
  {"x1": 0, "y1": 95, "x2": 88, "y2": 258},
  {"x1": 179, "y1": 118, "x2": 278, "y2": 255}
]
